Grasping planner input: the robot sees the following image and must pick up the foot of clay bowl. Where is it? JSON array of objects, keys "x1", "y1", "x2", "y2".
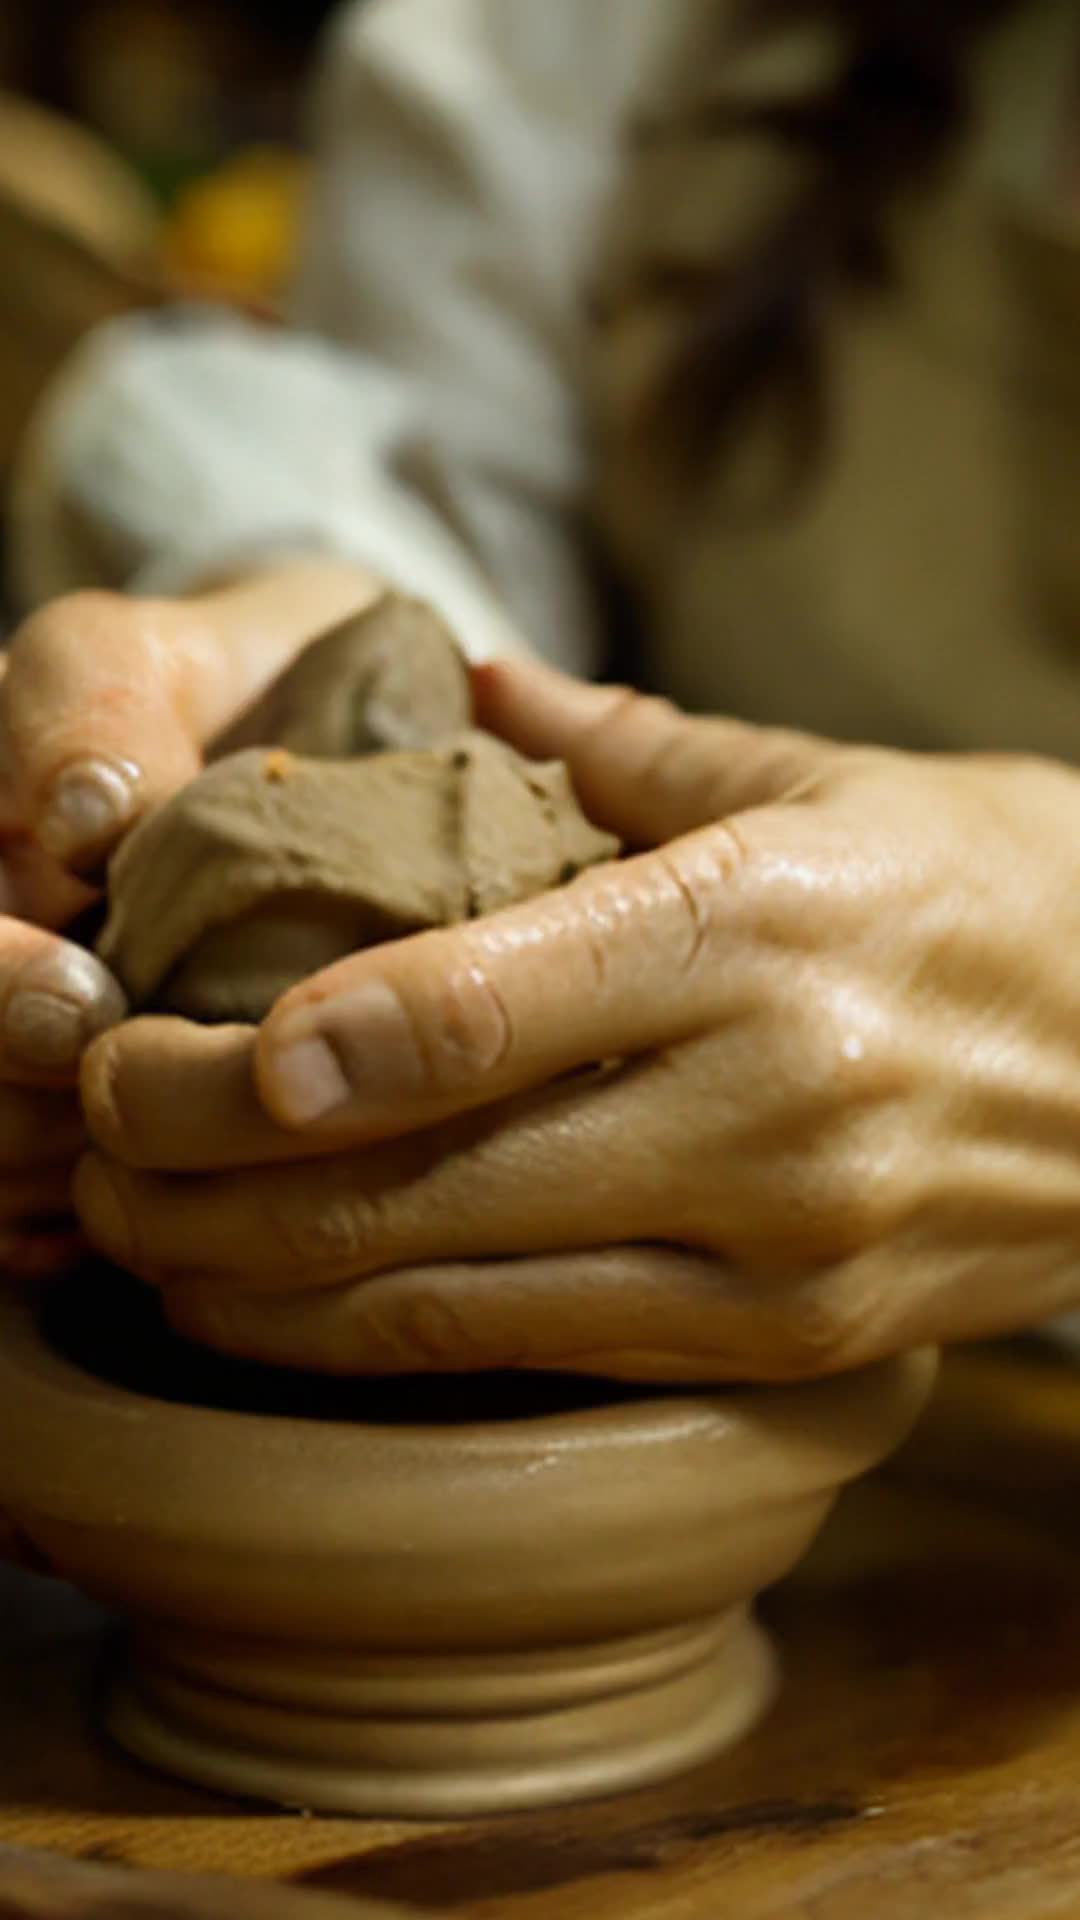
[{"x1": 0, "y1": 1274, "x2": 936, "y2": 1817}]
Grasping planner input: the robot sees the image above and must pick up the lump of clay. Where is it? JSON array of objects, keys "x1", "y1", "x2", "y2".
[
  {"x1": 213, "y1": 594, "x2": 473, "y2": 759},
  {"x1": 98, "y1": 598, "x2": 618, "y2": 1022}
]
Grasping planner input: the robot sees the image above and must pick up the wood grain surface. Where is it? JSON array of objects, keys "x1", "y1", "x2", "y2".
[
  {"x1": 4, "y1": 1341, "x2": 1080, "y2": 1919},
  {"x1": 0, "y1": 1845, "x2": 423, "y2": 1919}
]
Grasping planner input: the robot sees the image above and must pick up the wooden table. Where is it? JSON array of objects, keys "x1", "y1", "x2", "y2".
[{"x1": 5, "y1": 1340, "x2": 1080, "y2": 1919}]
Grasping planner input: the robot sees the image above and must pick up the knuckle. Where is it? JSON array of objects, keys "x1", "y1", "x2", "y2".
[
  {"x1": 774, "y1": 966, "x2": 908, "y2": 1116},
  {"x1": 3, "y1": 592, "x2": 160, "y2": 787},
  {"x1": 652, "y1": 829, "x2": 748, "y2": 974},
  {"x1": 795, "y1": 1004, "x2": 874, "y2": 1110},
  {"x1": 568, "y1": 892, "x2": 618, "y2": 993},
  {"x1": 636, "y1": 714, "x2": 703, "y2": 809},
  {"x1": 10, "y1": 592, "x2": 126, "y2": 666},
  {"x1": 75, "y1": 1156, "x2": 157, "y2": 1279},
  {"x1": 398, "y1": 1285, "x2": 489, "y2": 1371},
  {"x1": 705, "y1": 815, "x2": 756, "y2": 884},
  {"x1": 79, "y1": 1035, "x2": 131, "y2": 1160},
  {"x1": 767, "y1": 1273, "x2": 863, "y2": 1379},
  {"x1": 269, "y1": 1188, "x2": 373, "y2": 1274},
  {"x1": 340, "y1": 1289, "x2": 428, "y2": 1372},
  {"x1": 575, "y1": 686, "x2": 687, "y2": 809},
  {"x1": 587, "y1": 684, "x2": 665, "y2": 747},
  {"x1": 418, "y1": 959, "x2": 514, "y2": 1090},
  {"x1": 836, "y1": 1146, "x2": 911, "y2": 1244},
  {"x1": 609, "y1": 693, "x2": 689, "y2": 793},
  {"x1": 760, "y1": 1127, "x2": 911, "y2": 1263}
]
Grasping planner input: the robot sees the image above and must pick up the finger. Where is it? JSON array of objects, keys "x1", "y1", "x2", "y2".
[
  {"x1": 0, "y1": 1222, "x2": 83, "y2": 1281},
  {"x1": 0, "y1": 1164, "x2": 77, "y2": 1226},
  {"x1": 160, "y1": 1247, "x2": 778, "y2": 1379},
  {"x1": 158, "y1": 1246, "x2": 933, "y2": 1390},
  {"x1": 0, "y1": 595, "x2": 208, "y2": 874},
  {"x1": 0, "y1": 832, "x2": 97, "y2": 930},
  {"x1": 81, "y1": 1019, "x2": 319, "y2": 1171},
  {"x1": 0, "y1": 1083, "x2": 84, "y2": 1170},
  {"x1": 1, "y1": 572, "x2": 379, "y2": 876},
  {"x1": 74, "y1": 1062, "x2": 691, "y2": 1291},
  {"x1": 472, "y1": 657, "x2": 829, "y2": 846},
  {"x1": 0, "y1": 922, "x2": 126, "y2": 1086},
  {"x1": 256, "y1": 829, "x2": 737, "y2": 1137}
]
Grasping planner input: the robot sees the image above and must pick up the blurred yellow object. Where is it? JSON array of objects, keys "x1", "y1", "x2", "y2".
[{"x1": 163, "y1": 148, "x2": 309, "y2": 302}]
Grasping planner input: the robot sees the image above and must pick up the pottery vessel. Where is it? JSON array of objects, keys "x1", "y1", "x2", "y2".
[{"x1": 0, "y1": 1276, "x2": 935, "y2": 1817}]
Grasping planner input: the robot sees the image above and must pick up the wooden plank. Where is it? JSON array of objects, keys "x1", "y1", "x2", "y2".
[{"x1": 0, "y1": 1845, "x2": 424, "y2": 1919}]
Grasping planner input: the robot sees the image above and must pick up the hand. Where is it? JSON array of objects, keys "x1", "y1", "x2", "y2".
[
  {"x1": 0, "y1": 648, "x2": 120, "y2": 1275},
  {"x1": 1, "y1": 568, "x2": 379, "y2": 877},
  {"x1": 0, "y1": 562, "x2": 375, "y2": 1272},
  {"x1": 0, "y1": 583, "x2": 223, "y2": 1272},
  {"x1": 0, "y1": 918, "x2": 116, "y2": 1279},
  {"x1": 74, "y1": 658, "x2": 1080, "y2": 1380}
]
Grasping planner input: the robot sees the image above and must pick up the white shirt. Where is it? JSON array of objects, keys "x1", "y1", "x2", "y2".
[
  {"x1": 9, "y1": 0, "x2": 686, "y2": 668},
  {"x1": 14, "y1": 0, "x2": 1080, "y2": 764}
]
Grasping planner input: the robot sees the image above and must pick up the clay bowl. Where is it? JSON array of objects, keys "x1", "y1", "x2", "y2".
[{"x1": 0, "y1": 1270, "x2": 936, "y2": 1818}]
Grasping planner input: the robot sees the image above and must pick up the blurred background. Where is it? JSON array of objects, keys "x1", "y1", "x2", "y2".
[{"x1": 0, "y1": 0, "x2": 344, "y2": 508}]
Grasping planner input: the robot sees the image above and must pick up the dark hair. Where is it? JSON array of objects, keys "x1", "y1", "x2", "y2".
[{"x1": 637, "y1": 0, "x2": 1029, "y2": 504}]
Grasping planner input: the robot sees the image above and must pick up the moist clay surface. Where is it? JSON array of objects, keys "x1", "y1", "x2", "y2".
[{"x1": 98, "y1": 596, "x2": 618, "y2": 1021}]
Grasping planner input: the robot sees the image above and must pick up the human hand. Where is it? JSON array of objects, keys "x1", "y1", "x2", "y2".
[
  {"x1": 1, "y1": 568, "x2": 380, "y2": 878},
  {"x1": 0, "y1": 634, "x2": 121, "y2": 1274},
  {"x1": 0, "y1": 910, "x2": 118, "y2": 1279},
  {"x1": 76, "y1": 659, "x2": 1080, "y2": 1380},
  {"x1": 0, "y1": 563, "x2": 375, "y2": 1272}
]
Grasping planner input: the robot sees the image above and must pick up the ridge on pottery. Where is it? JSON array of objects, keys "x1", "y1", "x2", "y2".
[
  {"x1": 0, "y1": 597, "x2": 940, "y2": 1817},
  {"x1": 0, "y1": 1271, "x2": 937, "y2": 1817}
]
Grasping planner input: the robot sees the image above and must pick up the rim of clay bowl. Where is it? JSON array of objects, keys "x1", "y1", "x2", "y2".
[{"x1": 0, "y1": 1285, "x2": 936, "y2": 1648}]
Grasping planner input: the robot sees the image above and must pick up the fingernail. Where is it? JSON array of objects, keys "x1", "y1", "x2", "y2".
[
  {"x1": 267, "y1": 981, "x2": 421, "y2": 1127},
  {"x1": 38, "y1": 757, "x2": 140, "y2": 867},
  {"x1": 5, "y1": 947, "x2": 127, "y2": 1071}
]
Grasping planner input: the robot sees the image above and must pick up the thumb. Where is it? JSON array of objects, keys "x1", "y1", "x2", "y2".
[
  {"x1": 0, "y1": 593, "x2": 205, "y2": 875},
  {"x1": 473, "y1": 658, "x2": 831, "y2": 847},
  {"x1": 2, "y1": 567, "x2": 379, "y2": 875},
  {"x1": 0, "y1": 917, "x2": 126, "y2": 1085}
]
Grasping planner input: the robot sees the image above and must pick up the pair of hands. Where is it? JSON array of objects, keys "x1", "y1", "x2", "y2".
[{"x1": 6, "y1": 584, "x2": 1080, "y2": 1381}]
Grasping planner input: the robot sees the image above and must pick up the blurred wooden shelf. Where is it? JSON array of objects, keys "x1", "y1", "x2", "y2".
[{"x1": 0, "y1": 91, "x2": 160, "y2": 473}]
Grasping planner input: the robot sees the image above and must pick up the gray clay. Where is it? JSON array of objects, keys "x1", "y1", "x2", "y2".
[
  {"x1": 98, "y1": 596, "x2": 619, "y2": 1022},
  {"x1": 213, "y1": 594, "x2": 473, "y2": 760}
]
